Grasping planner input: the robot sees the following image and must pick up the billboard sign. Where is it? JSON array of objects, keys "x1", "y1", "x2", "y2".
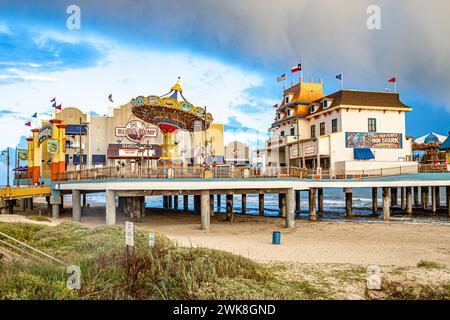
[
  {"x1": 346, "y1": 132, "x2": 402, "y2": 149},
  {"x1": 38, "y1": 124, "x2": 53, "y2": 145},
  {"x1": 47, "y1": 139, "x2": 59, "y2": 154},
  {"x1": 115, "y1": 120, "x2": 157, "y2": 143}
]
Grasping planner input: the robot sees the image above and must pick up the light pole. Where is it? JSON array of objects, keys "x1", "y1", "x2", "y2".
[{"x1": 1, "y1": 147, "x2": 10, "y2": 187}]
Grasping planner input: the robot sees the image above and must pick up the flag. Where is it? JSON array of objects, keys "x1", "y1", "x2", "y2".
[
  {"x1": 277, "y1": 74, "x2": 286, "y2": 82},
  {"x1": 55, "y1": 103, "x2": 62, "y2": 110},
  {"x1": 336, "y1": 74, "x2": 343, "y2": 80},
  {"x1": 388, "y1": 77, "x2": 396, "y2": 83},
  {"x1": 291, "y1": 63, "x2": 302, "y2": 73},
  {"x1": 273, "y1": 103, "x2": 279, "y2": 108},
  {"x1": 31, "y1": 112, "x2": 37, "y2": 118},
  {"x1": 50, "y1": 97, "x2": 56, "y2": 103},
  {"x1": 52, "y1": 102, "x2": 56, "y2": 108},
  {"x1": 108, "y1": 94, "x2": 114, "y2": 103},
  {"x1": 25, "y1": 121, "x2": 31, "y2": 127}
]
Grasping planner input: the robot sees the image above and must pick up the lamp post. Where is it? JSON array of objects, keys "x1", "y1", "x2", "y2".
[{"x1": 1, "y1": 147, "x2": 10, "y2": 187}]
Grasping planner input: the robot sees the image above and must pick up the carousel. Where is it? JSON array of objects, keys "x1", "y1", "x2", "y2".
[{"x1": 130, "y1": 78, "x2": 213, "y2": 170}]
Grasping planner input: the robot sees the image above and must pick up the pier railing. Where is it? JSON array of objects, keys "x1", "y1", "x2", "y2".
[{"x1": 52, "y1": 163, "x2": 438, "y2": 182}]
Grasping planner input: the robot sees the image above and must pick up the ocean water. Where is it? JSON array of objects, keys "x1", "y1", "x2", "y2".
[{"x1": 82, "y1": 187, "x2": 450, "y2": 225}]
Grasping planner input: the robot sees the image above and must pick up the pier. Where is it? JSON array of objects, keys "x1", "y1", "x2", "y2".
[{"x1": 44, "y1": 168, "x2": 450, "y2": 230}]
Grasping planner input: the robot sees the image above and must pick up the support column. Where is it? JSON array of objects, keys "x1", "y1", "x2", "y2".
[
  {"x1": 258, "y1": 193, "x2": 264, "y2": 216},
  {"x1": 200, "y1": 191, "x2": 210, "y2": 230},
  {"x1": 173, "y1": 195, "x2": 178, "y2": 210},
  {"x1": 344, "y1": 188, "x2": 352, "y2": 218},
  {"x1": 447, "y1": 186, "x2": 450, "y2": 217},
  {"x1": 382, "y1": 187, "x2": 390, "y2": 221},
  {"x1": 50, "y1": 191, "x2": 61, "y2": 219},
  {"x1": 317, "y1": 188, "x2": 324, "y2": 216},
  {"x1": 309, "y1": 188, "x2": 316, "y2": 221},
  {"x1": 217, "y1": 194, "x2": 221, "y2": 210},
  {"x1": 406, "y1": 186, "x2": 412, "y2": 216},
  {"x1": 279, "y1": 193, "x2": 286, "y2": 217},
  {"x1": 210, "y1": 194, "x2": 214, "y2": 216},
  {"x1": 432, "y1": 186, "x2": 437, "y2": 214},
  {"x1": 286, "y1": 189, "x2": 295, "y2": 228},
  {"x1": 72, "y1": 190, "x2": 81, "y2": 222},
  {"x1": 401, "y1": 187, "x2": 406, "y2": 211},
  {"x1": 241, "y1": 194, "x2": 247, "y2": 214},
  {"x1": 19, "y1": 198, "x2": 26, "y2": 211},
  {"x1": 26, "y1": 198, "x2": 33, "y2": 211},
  {"x1": 183, "y1": 195, "x2": 189, "y2": 212},
  {"x1": 421, "y1": 187, "x2": 426, "y2": 209},
  {"x1": 194, "y1": 195, "x2": 201, "y2": 214},
  {"x1": 226, "y1": 194, "x2": 234, "y2": 222},
  {"x1": 425, "y1": 187, "x2": 430, "y2": 209},
  {"x1": 295, "y1": 190, "x2": 301, "y2": 213},
  {"x1": 106, "y1": 190, "x2": 116, "y2": 225},
  {"x1": 372, "y1": 187, "x2": 378, "y2": 216},
  {"x1": 413, "y1": 186, "x2": 419, "y2": 207}
]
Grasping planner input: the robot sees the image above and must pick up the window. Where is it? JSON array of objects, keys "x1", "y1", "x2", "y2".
[
  {"x1": 285, "y1": 96, "x2": 289, "y2": 104},
  {"x1": 277, "y1": 113, "x2": 281, "y2": 120},
  {"x1": 310, "y1": 105, "x2": 316, "y2": 113},
  {"x1": 290, "y1": 126, "x2": 295, "y2": 136},
  {"x1": 323, "y1": 100, "x2": 329, "y2": 109},
  {"x1": 320, "y1": 122, "x2": 325, "y2": 136},
  {"x1": 280, "y1": 130, "x2": 285, "y2": 137},
  {"x1": 287, "y1": 109, "x2": 291, "y2": 116},
  {"x1": 310, "y1": 125, "x2": 316, "y2": 138},
  {"x1": 332, "y1": 119, "x2": 338, "y2": 133},
  {"x1": 368, "y1": 118, "x2": 377, "y2": 132}
]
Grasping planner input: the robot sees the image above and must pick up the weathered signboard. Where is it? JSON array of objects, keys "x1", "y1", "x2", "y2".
[
  {"x1": 346, "y1": 132, "x2": 402, "y2": 149},
  {"x1": 38, "y1": 124, "x2": 53, "y2": 145},
  {"x1": 125, "y1": 221, "x2": 134, "y2": 247},
  {"x1": 115, "y1": 120, "x2": 157, "y2": 143}
]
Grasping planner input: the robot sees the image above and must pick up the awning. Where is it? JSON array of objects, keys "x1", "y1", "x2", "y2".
[
  {"x1": 354, "y1": 148, "x2": 375, "y2": 160},
  {"x1": 92, "y1": 154, "x2": 106, "y2": 165}
]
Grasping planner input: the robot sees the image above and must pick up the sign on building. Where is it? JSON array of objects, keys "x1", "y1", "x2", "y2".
[
  {"x1": 125, "y1": 221, "x2": 134, "y2": 246},
  {"x1": 38, "y1": 124, "x2": 53, "y2": 145},
  {"x1": 346, "y1": 132, "x2": 402, "y2": 149},
  {"x1": 17, "y1": 149, "x2": 28, "y2": 161},
  {"x1": 115, "y1": 120, "x2": 157, "y2": 143},
  {"x1": 47, "y1": 139, "x2": 59, "y2": 154}
]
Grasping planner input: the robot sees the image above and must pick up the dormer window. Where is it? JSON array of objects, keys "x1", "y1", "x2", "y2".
[
  {"x1": 277, "y1": 113, "x2": 281, "y2": 120},
  {"x1": 323, "y1": 100, "x2": 329, "y2": 109},
  {"x1": 310, "y1": 105, "x2": 317, "y2": 113},
  {"x1": 287, "y1": 109, "x2": 292, "y2": 117},
  {"x1": 285, "y1": 96, "x2": 289, "y2": 104}
]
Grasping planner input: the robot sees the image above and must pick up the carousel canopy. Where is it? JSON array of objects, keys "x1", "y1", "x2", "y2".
[
  {"x1": 413, "y1": 132, "x2": 447, "y2": 145},
  {"x1": 130, "y1": 78, "x2": 213, "y2": 132}
]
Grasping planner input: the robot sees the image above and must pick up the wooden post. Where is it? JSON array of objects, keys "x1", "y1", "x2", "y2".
[
  {"x1": 372, "y1": 187, "x2": 378, "y2": 216},
  {"x1": 413, "y1": 186, "x2": 419, "y2": 207},
  {"x1": 309, "y1": 188, "x2": 316, "y2": 221},
  {"x1": 317, "y1": 188, "x2": 324, "y2": 216},
  {"x1": 280, "y1": 193, "x2": 287, "y2": 217},
  {"x1": 258, "y1": 193, "x2": 264, "y2": 216},
  {"x1": 241, "y1": 194, "x2": 247, "y2": 214},
  {"x1": 406, "y1": 187, "x2": 412, "y2": 216},
  {"x1": 344, "y1": 188, "x2": 352, "y2": 218},
  {"x1": 295, "y1": 190, "x2": 301, "y2": 213},
  {"x1": 226, "y1": 194, "x2": 234, "y2": 222},
  {"x1": 382, "y1": 187, "x2": 390, "y2": 221},
  {"x1": 183, "y1": 195, "x2": 189, "y2": 212}
]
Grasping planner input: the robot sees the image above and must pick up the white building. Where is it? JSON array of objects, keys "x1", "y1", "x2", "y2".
[{"x1": 260, "y1": 79, "x2": 415, "y2": 174}]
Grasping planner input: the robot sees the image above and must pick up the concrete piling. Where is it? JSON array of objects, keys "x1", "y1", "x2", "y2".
[
  {"x1": 258, "y1": 193, "x2": 264, "y2": 216},
  {"x1": 200, "y1": 191, "x2": 210, "y2": 230},
  {"x1": 309, "y1": 188, "x2": 316, "y2": 221},
  {"x1": 432, "y1": 186, "x2": 437, "y2": 214},
  {"x1": 241, "y1": 194, "x2": 247, "y2": 214},
  {"x1": 372, "y1": 187, "x2": 378, "y2": 216},
  {"x1": 406, "y1": 187, "x2": 412, "y2": 216},
  {"x1": 344, "y1": 188, "x2": 352, "y2": 218},
  {"x1": 413, "y1": 186, "x2": 419, "y2": 207},
  {"x1": 279, "y1": 193, "x2": 286, "y2": 218},
  {"x1": 317, "y1": 188, "x2": 324, "y2": 216},
  {"x1": 425, "y1": 187, "x2": 430, "y2": 209},
  {"x1": 421, "y1": 187, "x2": 426, "y2": 209},
  {"x1": 286, "y1": 189, "x2": 295, "y2": 228},
  {"x1": 105, "y1": 190, "x2": 116, "y2": 225},
  {"x1": 226, "y1": 194, "x2": 234, "y2": 222},
  {"x1": 401, "y1": 187, "x2": 406, "y2": 211},
  {"x1": 382, "y1": 187, "x2": 390, "y2": 221},
  {"x1": 72, "y1": 190, "x2": 81, "y2": 222}
]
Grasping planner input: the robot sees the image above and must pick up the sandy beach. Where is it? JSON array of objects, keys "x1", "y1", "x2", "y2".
[{"x1": 3, "y1": 203, "x2": 450, "y2": 268}]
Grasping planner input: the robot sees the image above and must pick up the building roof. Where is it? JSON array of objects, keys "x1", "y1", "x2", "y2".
[
  {"x1": 307, "y1": 90, "x2": 412, "y2": 116},
  {"x1": 160, "y1": 78, "x2": 190, "y2": 103}
]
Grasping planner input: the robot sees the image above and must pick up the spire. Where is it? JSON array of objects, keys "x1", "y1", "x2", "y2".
[{"x1": 171, "y1": 76, "x2": 183, "y2": 92}]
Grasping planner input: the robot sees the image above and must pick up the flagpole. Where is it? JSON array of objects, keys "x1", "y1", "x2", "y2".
[{"x1": 341, "y1": 74, "x2": 344, "y2": 90}]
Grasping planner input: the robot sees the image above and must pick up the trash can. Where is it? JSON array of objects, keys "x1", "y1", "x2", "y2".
[{"x1": 272, "y1": 231, "x2": 281, "y2": 245}]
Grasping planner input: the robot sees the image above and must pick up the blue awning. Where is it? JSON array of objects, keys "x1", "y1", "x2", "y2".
[
  {"x1": 354, "y1": 148, "x2": 375, "y2": 160},
  {"x1": 92, "y1": 154, "x2": 106, "y2": 165},
  {"x1": 66, "y1": 125, "x2": 87, "y2": 135}
]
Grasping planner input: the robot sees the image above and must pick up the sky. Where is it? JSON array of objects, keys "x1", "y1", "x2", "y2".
[{"x1": 1, "y1": 0, "x2": 450, "y2": 183}]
